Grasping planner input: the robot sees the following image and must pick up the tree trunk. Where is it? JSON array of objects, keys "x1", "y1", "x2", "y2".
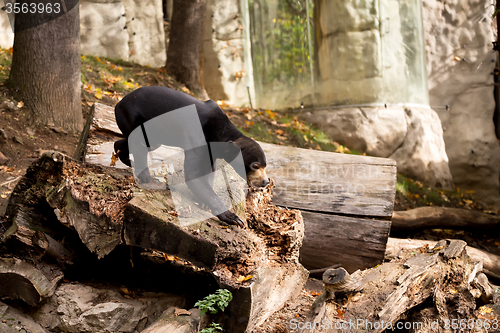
[
  {"x1": 166, "y1": 0, "x2": 208, "y2": 98},
  {"x1": 8, "y1": 0, "x2": 83, "y2": 133}
]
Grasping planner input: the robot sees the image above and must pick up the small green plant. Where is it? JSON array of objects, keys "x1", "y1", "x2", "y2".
[
  {"x1": 194, "y1": 289, "x2": 232, "y2": 332},
  {"x1": 195, "y1": 289, "x2": 232, "y2": 316},
  {"x1": 199, "y1": 323, "x2": 223, "y2": 333}
]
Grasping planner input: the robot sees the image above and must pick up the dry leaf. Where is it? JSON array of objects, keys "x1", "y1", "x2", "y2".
[
  {"x1": 94, "y1": 88, "x2": 103, "y2": 100},
  {"x1": 478, "y1": 305, "x2": 494, "y2": 315},
  {"x1": 110, "y1": 151, "x2": 119, "y2": 167},
  {"x1": 174, "y1": 308, "x2": 191, "y2": 316},
  {"x1": 237, "y1": 275, "x2": 253, "y2": 282},
  {"x1": 17, "y1": 101, "x2": 24, "y2": 108}
]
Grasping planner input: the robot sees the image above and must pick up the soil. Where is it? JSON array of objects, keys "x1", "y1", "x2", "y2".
[{"x1": 0, "y1": 90, "x2": 81, "y2": 203}]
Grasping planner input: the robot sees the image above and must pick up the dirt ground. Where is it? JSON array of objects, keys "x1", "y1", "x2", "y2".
[{"x1": 0, "y1": 91, "x2": 81, "y2": 203}]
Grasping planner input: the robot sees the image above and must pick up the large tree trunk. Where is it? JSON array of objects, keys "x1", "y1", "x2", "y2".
[
  {"x1": 8, "y1": 0, "x2": 83, "y2": 133},
  {"x1": 166, "y1": 0, "x2": 208, "y2": 98}
]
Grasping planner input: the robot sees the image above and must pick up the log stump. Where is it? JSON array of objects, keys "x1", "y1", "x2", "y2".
[{"x1": 0, "y1": 152, "x2": 307, "y2": 333}]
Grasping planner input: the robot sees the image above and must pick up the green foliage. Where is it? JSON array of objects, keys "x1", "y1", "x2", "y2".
[
  {"x1": 194, "y1": 289, "x2": 233, "y2": 317},
  {"x1": 199, "y1": 323, "x2": 223, "y2": 333},
  {"x1": 81, "y1": 55, "x2": 140, "y2": 93},
  {"x1": 0, "y1": 48, "x2": 12, "y2": 82},
  {"x1": 395, "y1": 174, "x2": 482, "y2": 209},
  {"x1": 249, "y1": 0, "x2": 314, "y2": 101}
]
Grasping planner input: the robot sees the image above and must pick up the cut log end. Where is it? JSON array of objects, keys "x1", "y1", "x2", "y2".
[{"x1": 323, "y1": 267, "x2": 364, "y2": 298}]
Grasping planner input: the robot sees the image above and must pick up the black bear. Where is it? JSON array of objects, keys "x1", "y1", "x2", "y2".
[{"x1": 113, "y1": 86, "x2": 269, "y2": 227}]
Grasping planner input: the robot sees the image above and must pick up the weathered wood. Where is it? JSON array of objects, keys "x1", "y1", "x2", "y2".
[
  {"x1": 92, "y1": 102, "x2": 122, "y2": 134},
  {"x1": 299, "y1": 211, "x2": 391, "y2": 272},
  {"x1": 259, "y1": 142, "x2": 397, "y2": 217},
  {"x1": 1, "y1": 153, "x2": 308, "y2": 333},
  {"x1": 323, "y1": 267, "x2": 364, "y2": 298},
  {"x1": 392, "y1": 206, "x2": 500, "y2": 230},
  {"x1": 86, "y1": 102, "x2": 397, "y2": 273},
  {"x1": 299, "y1": 240, "x2": 488, "y2": 333},
  {"x1": 73, "y1": 103, "x2": 95, "y2": 161},
  {"x1": 87, "y1": 103, "x2": 397, "y2": 217},
  {"x1": 0, "y1": 257, "x2": 63, "y2": 306},
  {"x1": 386, "y1": 238, "x2": 500, "y2": 280}
]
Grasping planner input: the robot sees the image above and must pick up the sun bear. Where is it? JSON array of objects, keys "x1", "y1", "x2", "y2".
[{"x1": 113, "y1": 86, "x2": 268, "y2": 227}]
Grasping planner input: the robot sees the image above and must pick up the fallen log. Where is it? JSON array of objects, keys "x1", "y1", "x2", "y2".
[
  {"x1": 85, "y1": 102, "x2": 397, "y2": 273},
  {"x1": 392, "y1": 207, "x2": 500, "y2": 230},
  {"x1": 386, "y1": 238, "x2": 500, "y2": 280},
  {"x1": 141, "y1": 307, "x2": 203, "y2": 333},
  {"x1": 0, "y1": 257, "x2": 63, "y2": 306},
  {"x1": 298, "y1": 240, "x2": 493, "y2": 333},
  {"x1": 0, "y1": 152, "x2": 307, "y2": 333}
]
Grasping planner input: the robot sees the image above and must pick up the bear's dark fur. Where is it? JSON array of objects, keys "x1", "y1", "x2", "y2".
[{"x1": 114, "y1": 86, "x2": 268, "y2": 227}]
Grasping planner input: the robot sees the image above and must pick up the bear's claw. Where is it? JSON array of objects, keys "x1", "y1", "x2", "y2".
[{"x1": 217, "y1": 210, "x2": 245, "y2": 228}]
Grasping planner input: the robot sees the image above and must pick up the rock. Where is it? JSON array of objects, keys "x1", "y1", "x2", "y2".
[
  {"x1": 13, "y1": 136, "x2": 23, "y2": 145},
  {"x1": 122, "y1": 0, "x2": 166, "y2": 67},
  {"x1": 0, "y1": 151, "x2": 8, "y2": 165},
  {"x1": 0, "y1": 301, "x2": 49, "y2": 333},
  {"x1": 389, "y1": 107, "x2": 454, "y2": 189},
  {"x1": 32, "y1": 283, "x2": 186, "y2": 333},
  {"x1": 0, "y1": 129, "x2": 7, "y2": 144},
  {"x1": 423, "y1": 0, "x2": 500, "y2": 205},
  {"x1": 0, "y1": 100, "x2": 18, "y2": 112},
  {"x1": 203, "y1": 0, "x2": 250, "y2": 106},
  {"x1": 300, "y1": 106, "x2": 407, "y2": 157},
  {"x1": 318, "y1": 0, "x2": 379, "y2": 35},
  {"x1": 141, "y1": 307, "x2": 203, "y2": 333},
  {"x1": 79, "y1": 0, "x2": 129, "y2": 62},
  {"x1": 300, "y1": 106, "x2": 454, "y2": 189}
]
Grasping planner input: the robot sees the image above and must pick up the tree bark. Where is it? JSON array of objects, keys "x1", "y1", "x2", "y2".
[
  {"x1": 166, "y1": 0, "x2": 208, "y2": 99},
  {"x1": 8, "y1": 0, "x2": 83, "y2": 133}
]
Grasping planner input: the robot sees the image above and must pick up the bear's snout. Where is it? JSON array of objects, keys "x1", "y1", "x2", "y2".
[{"x1": 247, "y1": 167, "x2": 269, "y2": 187}]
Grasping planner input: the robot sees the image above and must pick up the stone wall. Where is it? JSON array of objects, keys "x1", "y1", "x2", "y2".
[
  {"x1": 122, "y1": 0, "x2": 166, "y2": 67},
  {"x1": 80, "y1": 0, "x2": 129, "y2": 61},
  {"x1": 0, "y1": 9, "x2": 13, "y2": 49},
  {"x1": 203, "y1": 0, "x2": 250, "y2": 105},
  {"x1": 0, "y1": 0, "x2": 166, "y2": 67},
  {"x1": 423, "y1": 0, "x2": 500, "y2": 206},
  {"x1": 315, "y1": 0, "x2": 409, "y2": 105}
]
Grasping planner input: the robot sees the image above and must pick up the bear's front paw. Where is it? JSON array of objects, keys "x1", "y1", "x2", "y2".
[{"x1": 217, "y1": 210, "x2": 245, "y2": 228}]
